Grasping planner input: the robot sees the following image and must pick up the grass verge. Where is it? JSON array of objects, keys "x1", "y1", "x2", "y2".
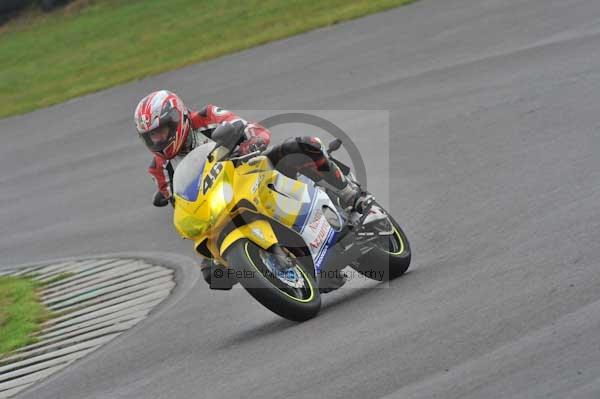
[
  {"x1": 0, "y1": 0, "x2": 416, "y2": 118},
  {"x1": 0, "y1": 276, "x2": 52, "y2": 357}
]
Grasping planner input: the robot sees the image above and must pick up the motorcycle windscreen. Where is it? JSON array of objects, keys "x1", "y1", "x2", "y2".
[{"x1": 173, "y1": 143, "x2": 216, "y2": 202}]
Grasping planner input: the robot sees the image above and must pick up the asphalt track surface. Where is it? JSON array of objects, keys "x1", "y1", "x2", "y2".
[{"x1": 1, "y1": 0, "x2": 600, "y2": 397}]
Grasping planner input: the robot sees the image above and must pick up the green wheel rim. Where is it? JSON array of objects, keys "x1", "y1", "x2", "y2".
[
  {"x1": 244, "y1": 242, "x2": 316, "y2": 303},
  {"x1": 382, "y1": 225, "x2": 405, "y2": 256}
]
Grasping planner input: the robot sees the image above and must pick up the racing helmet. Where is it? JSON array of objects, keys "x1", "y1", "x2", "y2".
[{"x1": 134, "y1": 90, "x2": 190, "y2": 159}]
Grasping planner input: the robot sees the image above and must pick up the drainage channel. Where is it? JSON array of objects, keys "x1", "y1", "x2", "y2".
[{"x1": 0, "y1": 257, "x2": 176, "y2": 398}]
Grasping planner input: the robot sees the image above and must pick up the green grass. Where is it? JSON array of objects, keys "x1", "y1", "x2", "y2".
[
  {"x1": 0, "y1": 0, "x2": 416, "y2": 118},
  {"x1": 0, "y1": 276, "x2": 51, "y2": 357}
]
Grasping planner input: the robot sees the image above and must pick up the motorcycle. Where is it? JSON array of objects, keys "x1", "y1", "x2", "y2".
[{"x1": 172, "y1": 123, "x2": 411, "y2": 321}]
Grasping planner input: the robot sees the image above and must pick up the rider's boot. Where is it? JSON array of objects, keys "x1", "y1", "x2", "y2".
[
  {"x1": 335, "y1": 180, "x2": 373, "y2": 214},
  {"x1": 333, "y1": 178, "x2": 388, "y2": 228}
]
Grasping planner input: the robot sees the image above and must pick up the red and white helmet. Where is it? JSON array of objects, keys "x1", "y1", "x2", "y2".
[{"x1": 134, "y1": 90, "x2": 190, "y2": 160}]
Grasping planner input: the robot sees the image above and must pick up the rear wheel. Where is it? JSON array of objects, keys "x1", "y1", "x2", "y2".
[
  {"x1": 351, "y1": 210, "x2": 411, "y2": 281},
  {"x1": 225, "y1": 240, "x2": 321, "y2": 321}
]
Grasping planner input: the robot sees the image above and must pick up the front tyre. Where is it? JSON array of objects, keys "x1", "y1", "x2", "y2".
[
  {"x1": 351, "y1": 210, "x2": 411, "y2": 281},
  {"x1": 225, "y1": 240, "x2": 321, "y2": 321}
]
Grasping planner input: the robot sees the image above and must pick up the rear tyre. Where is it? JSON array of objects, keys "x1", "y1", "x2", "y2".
[
  {"x1": 225, "y1": 240, "x2": 321, "y2": 321},
  {"x1": 351, "y1": 210, "x2": 411, "y2": 281}
]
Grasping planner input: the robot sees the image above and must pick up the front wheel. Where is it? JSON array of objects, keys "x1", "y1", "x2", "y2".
[
  {"x1": 225, "y1": 240, "x2": 321, "y2": 321},
  {"x1": 351, "y1": 208, "x2": 411, "y2": 281}
]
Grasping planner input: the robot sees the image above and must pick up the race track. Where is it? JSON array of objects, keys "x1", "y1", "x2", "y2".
[{"x1": 2, "y1": 0, "x2": 600, "y2": 397}]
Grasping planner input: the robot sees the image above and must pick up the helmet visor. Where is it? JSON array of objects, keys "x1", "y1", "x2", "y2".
[{"x1": 140, "y1": 123, "x2": 177, "y2": 153}]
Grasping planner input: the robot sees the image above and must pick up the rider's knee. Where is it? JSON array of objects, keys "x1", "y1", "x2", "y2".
[{"x1": 296, "y1": 136, "x2": 324, "y2": 153}]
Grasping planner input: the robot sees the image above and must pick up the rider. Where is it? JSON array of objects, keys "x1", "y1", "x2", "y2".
[{"x1": 134, "y1": 90, "x2": 367, "y2": 287}]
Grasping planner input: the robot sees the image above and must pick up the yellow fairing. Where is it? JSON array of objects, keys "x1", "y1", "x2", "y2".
[
  {"x1": 219, "y1": 220, "x2": 277, "y2": 255},
  {"x1": 173, "y1": 152, "x2": 308, "y2": 265}
]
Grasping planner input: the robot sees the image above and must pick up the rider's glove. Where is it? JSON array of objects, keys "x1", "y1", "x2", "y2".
[
  {"x1": 153, "y1": 191, "x2": 169, "y2": 207},
  {"x1": 153, "y1": 191, "x2": 175, "y2": 207},
  {"x1": 239, "y1": 136, "x2": 267, "y2": 155}
]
